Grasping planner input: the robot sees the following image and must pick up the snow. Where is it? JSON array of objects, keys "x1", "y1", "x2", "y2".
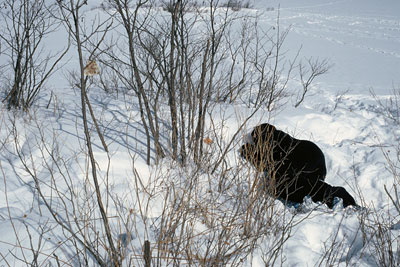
[
  {"x1": 255, "y1": 0, "x2": 400, "y2": 95},
  {"x1": 1, "y1": 0, "x2": 400, "y2": 266}
]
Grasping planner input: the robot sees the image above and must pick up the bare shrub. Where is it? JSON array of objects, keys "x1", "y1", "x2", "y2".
[
  {"x1": 102, "y1": 0, "x2": 325, "y2": 165},
  {"x1": 55, "y1": 0, "x2": 118, "y2": 265},
  {"x1": 125, "y1": 119, "x2": 300, "y2": 266},
  {"x1": 371, "y1": 87, "x2": 400, "y2": 125},
  {"x1": 221, "y1": 0, "x2": 253, "y2": 11},
  {"x1": 294, "y1": 57, "x2": 331, "y2": 108},
  {"x1": 0, "y1": 0, "x2": 68, "y2": 110},
  {"x1": 348, "y1": 86, "x2": 400, "y2": 266}
]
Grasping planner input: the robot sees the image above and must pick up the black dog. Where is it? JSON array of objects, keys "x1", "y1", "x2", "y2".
[{"x1": 240, "y1": 123, "x2": 357, "y2": 209}]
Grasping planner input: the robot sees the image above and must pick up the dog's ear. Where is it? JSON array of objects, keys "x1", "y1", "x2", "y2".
[
  {"x1": 240, "y1": 142, "x2": 269, "y2": 172},
  {"x1": 252, "y1": 123, "x2": 276, "y2": 143}
]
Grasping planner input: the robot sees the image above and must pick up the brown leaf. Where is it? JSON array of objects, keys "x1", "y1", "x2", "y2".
[{"x1": 203, "y1": 137, "x2": 213, "y2": 145}]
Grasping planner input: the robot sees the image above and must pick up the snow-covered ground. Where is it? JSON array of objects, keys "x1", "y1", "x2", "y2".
[
  {"x1": 1, "y1": 0, "x2": 399, "y2": 266},
  {"x1": 256, "y1": 0, "x2": 400, "y2": 95}
]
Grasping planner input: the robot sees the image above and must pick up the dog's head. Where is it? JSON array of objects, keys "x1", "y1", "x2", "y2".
[{"x1": 240, "y1": 123, "x2": 277, "y2": 171}]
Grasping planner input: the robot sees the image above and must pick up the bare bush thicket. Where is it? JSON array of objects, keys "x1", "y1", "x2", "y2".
[
  {"x1": 100, "y1": 0, "x2": 328, "y2": 165},
  {"x1": 2, "y1": 108, "x2": 303, "y2": 266},
  {"x1": 363, "y1": 87, "x2": 400, "y2": 266},
  {"x1": 315, "y1": 88, "x2": 400, "y2": 266},
  {"x1": 101, "y1": 0, "x2": 166, "y2": 164},
  {"x1": 221, "y1": 0, "x2": 252, "y2": 11},
  {"x1": 55, "y1": 0, "x2": 120, "y2": 265},
  {"x1": 0, "y1": 0, "x2": 335, "y2": 266},
  {"x1": 0, "y1": 0, "x2": 68, "y2": 110}
]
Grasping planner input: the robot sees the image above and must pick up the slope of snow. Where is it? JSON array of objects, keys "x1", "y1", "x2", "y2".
[{"x1": 255, "y1": 0, "x2": 400, "y2": 94}]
